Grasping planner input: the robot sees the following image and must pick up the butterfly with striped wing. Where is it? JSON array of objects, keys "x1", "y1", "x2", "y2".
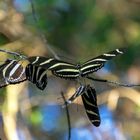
[
  {"x1": 63, "y1": 84, "x2": 100, "y2": 127},
  {"x1": 0, "y1": 59, "x2": 26, "y2": 87},
  {"x1": 0, "y1": 48, "x2": 125, "y2": 89},
  {"x1": 26, "y1": 48, "x2": 125, "y2": 80},
  {"x1": 0, "y1": 48, "x2": 126, "y2": 127},
  {"x1": 0, "y1": 59, "x2": 48, "y2": 90},
  {"x1": 82, "y1": 85, "x2": 100, "y2": 127}
]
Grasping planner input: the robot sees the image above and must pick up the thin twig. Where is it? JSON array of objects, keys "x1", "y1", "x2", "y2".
[
  {"x1": 61, "y1": 92, "x2": 71, "y2": 140},
  {"x1": 87, "y1": 76, "x2": 140, "y2": 87},
  {"x1": 28, "y1": 0, "x2": 38, "y2": 22},
  {"x1": 28, "y1": 0, "x2": 60, "y2": 60}
]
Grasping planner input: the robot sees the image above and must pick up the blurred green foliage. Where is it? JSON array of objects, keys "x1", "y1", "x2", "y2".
[
  {"x1": 29, "y1": 107, "x2": 43, "y2": 126},
  {"x1": 19, "y1": 0, "x2": 140, "y2": 71},
  {"x1": 0, "y1": 34, "x2": 9, "y2": 45}
]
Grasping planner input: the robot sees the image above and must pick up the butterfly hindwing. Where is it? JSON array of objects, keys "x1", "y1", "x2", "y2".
[
  {"x1": 81, "y1": 85, "x2": 101, "y2": 127},
  {"x1": 25, "y1": 64, "x2": 47, "y2": 90}
]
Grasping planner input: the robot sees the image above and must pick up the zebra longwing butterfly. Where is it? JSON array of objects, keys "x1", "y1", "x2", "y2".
[
  {"x1": 0, "y1": 48, "x2": 125, "y2": 90},
  {"x1": 64, "y1": 85, "x2": 100, "y2": 127},
  {"x1": 0, "y1": 48, "x2": 138, "y2": 127},
  {"x1": 26, "y1": 48, "x2": 125, "y2": 80}
]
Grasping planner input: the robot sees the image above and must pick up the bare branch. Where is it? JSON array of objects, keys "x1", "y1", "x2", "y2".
[
  {"x1": 28, "y1": 0, "x2": 60, "y2": 59},
  {"x1": 61, "y1": 92, "x2": 71, "y2": 140},
  {"x1": 87, "y1": 76, "x2": 140, "y2": 87}
]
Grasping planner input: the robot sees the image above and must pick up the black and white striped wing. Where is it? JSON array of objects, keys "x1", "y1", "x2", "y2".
[
  {"x1": 80, "y1": 48, "x2": 125, "y2": 76},
  {"x1": 51, "y1": 62, "x2": 79, "y2": 79},
  {"x1": 0, "y1": 59, "x2": 26, "y2": 88},
  {"x1": 25, "y1": 64, "x2": 47, "y2": 90},
  {"x1": 81, "y1": 86, "x2": 100, "y2": 127},
  {"x1": 28, "y1": 57, "x2": 54, "y2": 68},
  {"x1": 65, "y1": 85, "x2": 86, "y2": 105},
  {"x1": 28, "y1": 56, "x2": 80, "y2": 79}
]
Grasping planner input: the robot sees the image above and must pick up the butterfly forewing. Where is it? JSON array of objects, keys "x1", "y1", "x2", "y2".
[
  {"x1": 81, "y1": 86, "x2": 101, "y2": 127},
  {"x1": 81, "y1": 48, "x2": 125, "y2": 76},
  {"x1": 0, "y1": 59, "x2": 26, "y2": 88},
  {"x1": 27, "y1": 48, "x2": 125, "y2": 79},
  {"x1": 28, "y1": 57, "x2": 55, "y2": 68},
  {"x1": 28, "y1": 56, "x2": 79, "y2": 79}
]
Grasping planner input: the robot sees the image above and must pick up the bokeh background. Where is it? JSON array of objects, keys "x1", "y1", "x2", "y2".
[{"x1": 0, "y1": 0, "x2": 140, "y2": 140}]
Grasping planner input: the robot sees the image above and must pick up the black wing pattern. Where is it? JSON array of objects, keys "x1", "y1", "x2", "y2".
[
  {"x1": 0, "y1": 59, "x2": 26, "y2": 88},
  {"x1": 25, "y1": 64, "x2": 47, "y2": 90},
  {"x1": 80, "y1": 48, "x2": 125, "y2": 76},
  {"x1": 28, "y1": 56, "x2": 79, "y2": 79},
  {"x1": 81, "y1": 85, "x2": 101, "y2": 127},
  {"x1": 27, "y1": 48, "x2": 125, "y2": 79}
]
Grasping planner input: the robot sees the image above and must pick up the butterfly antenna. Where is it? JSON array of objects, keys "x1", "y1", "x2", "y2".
[
  {"x1": 87, "y1": 76, "x2": 140, "y2": 87},
  {"x1": 0, "y1": 49, "x2": 27, "y2": 59},
  {"x1": 57, "y1": 54, "x2": 77, "y2": 63}
]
